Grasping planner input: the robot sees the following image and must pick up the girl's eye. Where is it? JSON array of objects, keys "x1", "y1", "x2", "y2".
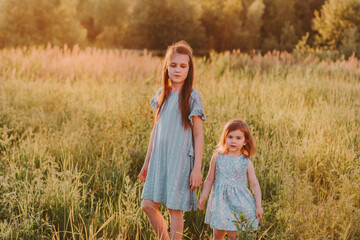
[{"x1": 181, "y1": 65, "x2": 187, "y2": 68}]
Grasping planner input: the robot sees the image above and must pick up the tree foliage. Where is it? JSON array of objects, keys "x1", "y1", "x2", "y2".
[
  {"x1": 76, "y1": 0, "x2": 129, "y2": 47},
  {"x1": 312, "y1": 0, "x2": 360, "y2": 57},
  {"x1": 261, "y1": 0, "x2": 324, "y2": 52},
  {"x1": 0, "y1": 0, "x2": 358, "y2": 55},
  {"x1": 0, "y1": 0, "x2": 86, "y2": 48},
  {"x1": 200, "y1": 0, "x2": 265, "y2": 51},
  {"x1": 294, "y1": 0, "x2": 325, "y2": 44},
  {"x1": 124, "y1": 0, "x2": 205, "y2": 50}
]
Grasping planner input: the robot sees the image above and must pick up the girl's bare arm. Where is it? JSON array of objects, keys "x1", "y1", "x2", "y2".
[
  {"x1": 247, "y1": 160, "x2": 263, "y2": 221},
  {"x1": 190, "y1": 116, "x2": 204, "y2": 190},
  {"x1": 198, "y1": 153, "x2": 217, "y2": 210},
  {"x1": 138, "y1": 123, "x2": 156, "y2": 181}
]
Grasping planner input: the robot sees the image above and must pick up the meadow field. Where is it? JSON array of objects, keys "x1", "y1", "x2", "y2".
[{"x1": 0, "y1": 46, "x2": 359, "y2": 239}]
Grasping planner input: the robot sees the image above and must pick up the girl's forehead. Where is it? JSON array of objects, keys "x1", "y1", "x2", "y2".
[
  {"x1": 169, "y1": 53, "x2": 190, "y2": 64},
  {"x1": 228, "y1": 129, "x2": 245, "y2": 137}
]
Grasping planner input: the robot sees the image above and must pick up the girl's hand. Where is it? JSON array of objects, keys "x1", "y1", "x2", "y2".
[
  {"x1": 198, "y1": 197, "x2": 206, "y2": 210},
  {"x1": 190, "y1": 168, "x2": 202, "y2": 191},
  {"x1": 138, "y1": 164, "x2": 148, "y2": 182},
  {"x1": 256, "y1": 206, "x2": 263, "y2": 222}
]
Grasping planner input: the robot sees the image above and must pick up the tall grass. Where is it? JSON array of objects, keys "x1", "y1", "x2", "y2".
[{"x1": 0, "y1": 46, "x2": 359, "y2": 239}]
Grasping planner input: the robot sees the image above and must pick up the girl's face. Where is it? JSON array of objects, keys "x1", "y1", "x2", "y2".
[
  {"x1": 167, "y1": 53, "x2": 190, "y2": 85},
  {"x1": 226, "y1": 129, "x2": 246, "y2": 155}
]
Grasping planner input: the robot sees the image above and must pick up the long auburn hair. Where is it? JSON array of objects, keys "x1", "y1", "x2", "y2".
[
  {"x1": 155, "y1": 40, "x2": 194, "y2": 129},
  {"x1": 216, "y1": 119, "x2": 256, "y2": 157}
]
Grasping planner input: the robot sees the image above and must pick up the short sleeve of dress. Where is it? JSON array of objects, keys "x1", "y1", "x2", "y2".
[
  {"x1": 188, "y1": 89, "x2": 206, "y2": 126},
  {"x1": 150, "y1": 88, "x2": 162, "y2": 111}
]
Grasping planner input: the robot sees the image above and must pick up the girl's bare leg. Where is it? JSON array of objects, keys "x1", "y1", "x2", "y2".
[
  {"x1": 213, "y1": 229, "x2": 226, "y2": 240},
  {"x1": 141, "y1": 199, "x2": 169, "y2": 240},
  {"x1": 227, "y1": 231, "x2": 237, "y2": 240},
  {"x1": 168, "y1": 209, "x2": 183, "y2": 240}
]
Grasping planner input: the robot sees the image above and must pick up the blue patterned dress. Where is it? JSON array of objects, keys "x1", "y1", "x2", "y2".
[
  {"x1": 205, "y1": 154, "x2": 259, "y2": 231},
  {"x1": 141, "y1": 88, "x2": 206, "y2": 211}
]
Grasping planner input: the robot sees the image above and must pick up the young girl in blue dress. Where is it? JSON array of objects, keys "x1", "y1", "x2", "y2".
[
  {"x1": 198, "y1": 119, "x2": 263, "y2": 240},
  {"x1": 138, "y1": 40, "x2": 206, "y2": 240}
]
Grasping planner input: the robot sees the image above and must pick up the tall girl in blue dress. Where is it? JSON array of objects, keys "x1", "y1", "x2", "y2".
[
  {"x1": 198, "y1": 119, "x2": 263, "y2": 240},
  {"x1": 138, "y1": 41, "x2": 205, "y2": 240}
]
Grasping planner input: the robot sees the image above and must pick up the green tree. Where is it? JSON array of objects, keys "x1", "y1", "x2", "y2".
[
  {"x1": 124, "y1": 0, "x2": 205, "y2": 50},
  {"x1": 218, "y1": 0, "x2": 246, "y2": 51},
  {"x1": 339, "y1": 26, "x2": 359, "y2": 57},
  {"x1": 0, "y1": 0, "x2": 86, "y2": 48},
  {"x1": 76, "y1": 0, "x2": 128, "y2": 47},
  {"x1": 293, "y1": 0, "x2": 325, "y2": 45},
  {"x1": 261, "y1": 0, "x2": 297, "y2": 52},
  {"x1": 312, "y1": 0, "x2": 360, "y2": 57},
  {"x1": 76, "y1": 0, "x2": 100, "y2": 43},
  {"x1": 246, "y1": 0, "x2": 266, "y2": 49},
  {"x1": 200, "y1": 0, "x2": 264, "y2": 52},
  {"x1": 198, "y1": 0, "x2": 224, "y2": 50},
  {"x1": 93, "y1": 0, "x2": 128, "y2": 47},
  {"x1": 280, "y1": 21, "x2": 299, "y2": 51}
]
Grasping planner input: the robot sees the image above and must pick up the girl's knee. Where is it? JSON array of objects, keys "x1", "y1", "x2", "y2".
[
  {"x1": 227, "y1": 231, "x2": 237, "y2": 240},
  {"x1": 141, "y1": 204, "x2": 153, "y2": 214},
  {"x1": 168, "y1": 208, "x2": 182, "y2": 216},
  {"x1": 141, "y1": 200, "x2": 159, "y2": 214},
  {"x1": 213, "y1": 229, "x2": 226, "y2": 240}
]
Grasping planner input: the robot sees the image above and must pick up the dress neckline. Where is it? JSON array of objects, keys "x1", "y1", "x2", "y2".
[{"x1": 225, "y1": 153, "x2": 244, "y2": 158}]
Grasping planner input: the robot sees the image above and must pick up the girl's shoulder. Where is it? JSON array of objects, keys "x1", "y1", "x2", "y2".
[
  {"x1": 243, "y1": 155, "x2": 252, "y2": 168},
  {"x1": 241, "y1": 154, "x2": 251, "y2": 161},
  {"x1": 214, "y1": 152, "x2": 227, "y2": 161},
  {"x1": 152, "y1": 87, "x2": 162, "y2": 100},
  {"x1": 190, "y1": 88, "x2": 200, "y2": 97},
  {"x1": 190, "y1": 88, "x2": 203, "y2": 103},
  {"x1": 213, "y1": 151, "x2": 221, "y2": 159},
  {"x1": 155, "y1": 87, "x2": 162, "y2": 96},
  {"x1": 150, "y1": 87, "x2": 163, "y2": 110},
  {"x1": 210, "y1": 152, "x2": 221, "y2": 165}
]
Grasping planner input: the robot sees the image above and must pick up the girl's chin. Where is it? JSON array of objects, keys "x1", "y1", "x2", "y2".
[{"x1": 170, "y1": 79, "x2": 185, "y2": 84}]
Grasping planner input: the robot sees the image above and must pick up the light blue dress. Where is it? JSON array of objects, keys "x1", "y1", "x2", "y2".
[
  {"x1": 205, "y1": 154, "x2": 259, "y2": 231},
  {"x1": 141, "y1": 88, "x2": 206, "y2": 211}
]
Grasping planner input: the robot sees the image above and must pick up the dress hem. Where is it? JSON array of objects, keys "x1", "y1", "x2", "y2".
[{"x1": 141, "y1": 197, "x2": 195, "y2": 212}]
